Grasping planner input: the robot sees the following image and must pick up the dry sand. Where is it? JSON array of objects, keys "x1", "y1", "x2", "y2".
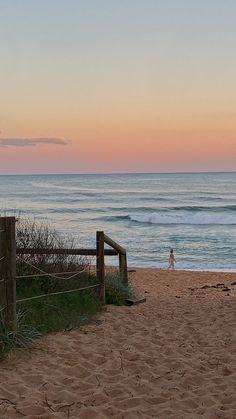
[{"x1": 1, "y1": 268, "x2": 236, "y2": 419}]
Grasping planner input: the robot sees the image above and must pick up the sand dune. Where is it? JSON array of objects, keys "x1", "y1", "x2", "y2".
[{"x1": 1, "y1": 268, "x2": 236, "y2": 418}]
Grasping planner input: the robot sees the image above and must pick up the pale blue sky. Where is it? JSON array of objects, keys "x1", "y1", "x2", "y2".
[{"x1": 0, "y1": 0, "x2": 236, "y2": 173}]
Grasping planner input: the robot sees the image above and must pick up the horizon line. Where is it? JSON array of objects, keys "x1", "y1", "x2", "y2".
[{"x1": 0, "y1": 170, "x2": 236, "y2": 176}]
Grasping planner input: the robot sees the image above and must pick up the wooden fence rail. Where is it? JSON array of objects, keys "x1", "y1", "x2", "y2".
[
  {"x1": 0, "y1": 216, "x2": 128, "y2": 332},
  {"x1": 103, "y1": 233, "x2": 128, "y2": 284},
  {"x1": 16, "y1": 248, "x2": 118, "y2": 256}
]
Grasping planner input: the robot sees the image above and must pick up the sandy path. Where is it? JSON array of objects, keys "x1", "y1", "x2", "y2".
[{"x1": 0, "y1": 268, "x2": 236, "y2": 418}]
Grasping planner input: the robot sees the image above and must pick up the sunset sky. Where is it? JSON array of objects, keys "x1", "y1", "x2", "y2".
[{"x1": 0, "y1": 0, "x2": 235, "y2": 174}]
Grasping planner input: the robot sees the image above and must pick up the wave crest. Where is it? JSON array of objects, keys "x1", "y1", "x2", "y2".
[{"x1": 129, "y1": 212, "x2": 236, "y2": 225}]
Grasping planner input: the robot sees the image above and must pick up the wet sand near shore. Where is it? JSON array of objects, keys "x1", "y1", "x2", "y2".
[{"x1": 1, "y1": 268, "x2": 236, "y2": 418}]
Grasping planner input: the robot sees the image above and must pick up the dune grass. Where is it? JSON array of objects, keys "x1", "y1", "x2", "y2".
[
  {"x1": 0, "y1": 271, "x2": 102, "y2": 359},
  {"x1": 0, "y1": 218, "x2": 102, "y2": 358},
  {"x1": 16, "y1": 272, "x2": 101, "y2": 335},
  {"x1": 0, "y1": 218, "x2": 132, "y2": 358},
  {"x1": 105, "y1": 272, "x2": 134, "y2": 305},
  {"x1": 0, "y1": 311, "x2": 40, "y2": 359}
]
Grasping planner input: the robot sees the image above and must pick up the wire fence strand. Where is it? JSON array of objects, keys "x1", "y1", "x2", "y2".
[
  {"x1": 0, "y1": 306, "x2": 7, "y2": 313},
  {"x1": 17, "y1": 259, "x2": 88, "y2": 280},
  {"x1": 16, "y1": 270, "x2": 89, "y2": 280},
  {"x1": 16, "y1": 283, "x2": 100, "y2": 304}
]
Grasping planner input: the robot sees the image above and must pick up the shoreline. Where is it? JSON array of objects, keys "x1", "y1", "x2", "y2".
[{"x1": 127, "y1": 265, "x2": 236, "y2": 274}]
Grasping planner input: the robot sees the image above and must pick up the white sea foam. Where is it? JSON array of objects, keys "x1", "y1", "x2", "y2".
[
  {"x1": 30, "y1": 182, "x2": 95, "y2": 192},
  {"x1": 130, "y1": 212, "x2": 236, "y2": 225},
  {"x1": 31, "y1": 182, "x2": 61, "y2": 189},
  {"x1": 30, "y1": 181, "x2": 156, "y2": 194}
]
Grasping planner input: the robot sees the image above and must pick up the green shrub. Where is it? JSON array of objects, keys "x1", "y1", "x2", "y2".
[
  {"x1": 105, "y1": 272, "x2": 133, "y2": 305},
  {"x1": 17, "y1": 285, "x2": 101, "y2": 335},
  {"x1": 0, "y1": 217, "x2": 102, "y2": 358},
  {"x1": 0, "y1": 311, "x2": 40, "y2": 358},
  {"x1": 16, "y1": 217, "x2": 89, "y2": 279},
  {"x1": 0, "y1": 217, "x2": 135, "y2": 359}
]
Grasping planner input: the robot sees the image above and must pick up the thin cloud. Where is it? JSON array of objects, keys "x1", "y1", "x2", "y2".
[{"x1": 0, "y1": 138, "x2": 68, "y2": 147}]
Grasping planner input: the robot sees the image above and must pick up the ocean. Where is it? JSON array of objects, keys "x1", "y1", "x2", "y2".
[{"x1": 0, "y1": 172, "x2": 236, "y2": 271}]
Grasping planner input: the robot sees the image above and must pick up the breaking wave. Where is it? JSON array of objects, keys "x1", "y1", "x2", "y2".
[{"x1": 129, "y1": 212, "x2": 236, "y2": 225}]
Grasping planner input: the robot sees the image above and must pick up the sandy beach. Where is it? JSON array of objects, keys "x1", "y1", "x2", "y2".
[{"x1": 1, "y1": 268, "x2": 236, "y2": 418}]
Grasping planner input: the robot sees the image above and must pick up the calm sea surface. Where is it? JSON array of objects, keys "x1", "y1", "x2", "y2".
[{"x1": 1, "y1": 172, "x2": 236, "y2": 271}]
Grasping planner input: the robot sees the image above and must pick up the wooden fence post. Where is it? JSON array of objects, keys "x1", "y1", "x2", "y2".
[
  {"x1": 119, "y1": 252, "x2": 128, "y2": 284},
  {"x1": 0, "y1": 217, "x2": 16, "y2": 331},
  {"x1": 96, "y1": 231, "x2": 105, "y2": 304},
  {"x1": 0, "y1": 218, "x2": 7, "y2": 321}
]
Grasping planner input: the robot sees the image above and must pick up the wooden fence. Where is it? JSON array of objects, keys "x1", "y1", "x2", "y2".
[{"x1": 0, "y1": 216, "x2": 128, "y2": 332}]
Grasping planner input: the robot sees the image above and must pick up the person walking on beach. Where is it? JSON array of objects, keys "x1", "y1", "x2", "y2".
[{"x1": 168, "y1": 248, "x2": 176, "y2": 270}]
